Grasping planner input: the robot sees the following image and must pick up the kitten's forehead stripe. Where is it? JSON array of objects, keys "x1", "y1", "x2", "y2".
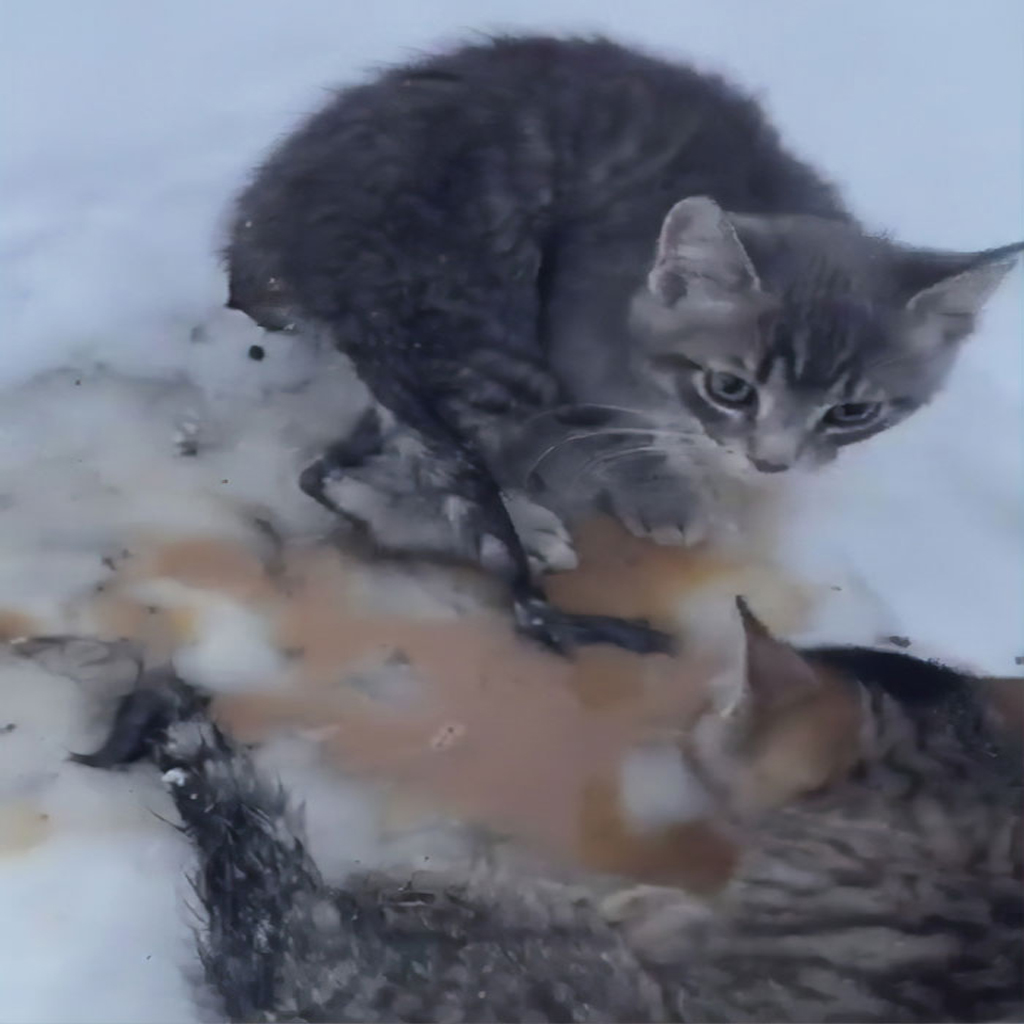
[{"x1": 754, "y1": 250, "x2": 886, "y2": 397}]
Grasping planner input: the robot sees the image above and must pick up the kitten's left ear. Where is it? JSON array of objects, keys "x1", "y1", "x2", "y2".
[
  {"x1": 903, "y1": 241, "x2": 1024, "y2": 341},
  {"x1": 648, "y1": 196, "x2": 761, "y2": 305}
]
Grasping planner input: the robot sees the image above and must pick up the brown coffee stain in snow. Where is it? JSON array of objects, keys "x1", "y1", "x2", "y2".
[{"x1": 69, "y1": 516, "x2": 819, "y2": 891}]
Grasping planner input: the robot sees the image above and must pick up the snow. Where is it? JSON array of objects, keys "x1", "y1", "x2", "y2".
[{"x1": 0, "y1": 1, "x2": 1021, "y2": 1020}]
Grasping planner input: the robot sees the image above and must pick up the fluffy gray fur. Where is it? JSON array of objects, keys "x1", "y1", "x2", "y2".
[
  {"x1": 77, "y1": 644, "x2": 1022, "y2": 1023},
  {"x1": 225, "y1": 35, "x2": 1021, "y2": 593}
]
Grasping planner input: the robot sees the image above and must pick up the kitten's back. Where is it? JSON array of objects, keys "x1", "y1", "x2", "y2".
[{"x1": 225, "y1": 35, "x2": 848, "y2": 337}]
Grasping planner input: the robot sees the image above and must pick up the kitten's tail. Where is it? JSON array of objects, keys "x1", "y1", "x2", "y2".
[{"x1": 74, "y1": 674, "x2": 337, "y2": 1023}]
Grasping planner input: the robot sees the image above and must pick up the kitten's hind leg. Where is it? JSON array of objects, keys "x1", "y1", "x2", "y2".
[
  {"x1": 416, "y1": 447, "x2": 674, "y2": 657},
  {"x1": 300, "y1": 407, "x2": 673, "y2": 656},
  {"x1": 299, "y1": 404, "x2": 497, "y2": 566},
  {"x1": 300, "y1": 406, "x2": 575, "y2": 576}
]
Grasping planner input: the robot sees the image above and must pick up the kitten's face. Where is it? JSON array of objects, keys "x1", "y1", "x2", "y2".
[{"x1": 630, "y1": 198, "x2": 1022, "y2": 473}]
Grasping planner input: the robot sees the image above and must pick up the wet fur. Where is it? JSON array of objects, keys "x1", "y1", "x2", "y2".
[
  {"x1": 78, "y1": 642, "x2": 1022, "y2": 1022},
  {"x1": 75, "y1": 676, "x2": 666, "y2": 1023}
]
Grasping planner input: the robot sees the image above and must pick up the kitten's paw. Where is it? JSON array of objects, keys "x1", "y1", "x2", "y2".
[
  {"x1": 601, "y1": 462, "x2": 708, "y2": 547},
  {"x1": 298, "y1": 409, "x2": 388, "y2": 516},
  {"x1": 620, "y1": 508, "x2": 710, "y2": 548},
  {"x1": 301, "y1": 458, "x2": 480, "y2": 564},
  {"x1": 298, "y1": 454, "x2": 337, "y2": 509},
  {"x1": 504, "y1": 492, "x2": 578, "y2": 575},
  {"x1": 298, "y1": 409, "x2": 424, "y2": 530},
  {"x1": 302, "y1": 468, "x2": 377, "y2": 527}
]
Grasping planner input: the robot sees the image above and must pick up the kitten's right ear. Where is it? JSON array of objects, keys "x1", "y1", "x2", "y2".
[
  {"x1": 648, "y1": 197, "x2": 761, "y2": 306},
  {"x1": 902, "y1": 241, "x2": 1024, "y2": 343}
]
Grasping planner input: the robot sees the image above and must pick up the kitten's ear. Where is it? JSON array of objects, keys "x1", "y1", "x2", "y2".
[
  {"x1": 903, "y1": 241, "x2": 1023, "y2": 342},
  {"x1": 648, "y1": 197, "x2": 761, "y2": 306},
  {"x1": 733, "y1": 598, "x2": 863, "y2": 809},
  {"x1": 736, "y1": 598, "x2": 820, "y2": 703}
]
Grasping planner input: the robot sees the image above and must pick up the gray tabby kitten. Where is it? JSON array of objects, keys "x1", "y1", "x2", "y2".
[
  {"x1": 225, "y1": 35, "x2": 1022, "y2": 652},
  {"x1": 77, "y1": 629, "x2": 1022, "y2": 1023}
]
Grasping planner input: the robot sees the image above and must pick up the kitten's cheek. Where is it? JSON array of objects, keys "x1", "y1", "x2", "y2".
[
  {"x1": 804, "y1": 446, "x2": 837, "y2": 468},
  {"x1": 700, "y1": 423, "x2": 736, "y2": 451}
]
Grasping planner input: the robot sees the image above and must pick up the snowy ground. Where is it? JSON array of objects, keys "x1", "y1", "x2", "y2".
[{"x1": 0, "y1": 1, "x2": 1021, "y2": 1021}]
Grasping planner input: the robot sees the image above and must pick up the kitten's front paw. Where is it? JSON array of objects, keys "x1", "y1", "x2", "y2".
[
  {"x1": 504, "y1": 492, "x2": 578, "y2": 575},
  {"x1": 601, "y1": 459, "x2": 709, "y2": 547}
]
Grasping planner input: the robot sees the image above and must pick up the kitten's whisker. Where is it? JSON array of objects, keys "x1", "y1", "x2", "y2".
[
  {"x1": 517, "y1": 403, "x2": 654, "y2": 430},
  {"x1": 571, "y1": 444, "x2": 667, "y2": 488},
  {"x1": 525, "y1": 429, "x2": 648, "y2": 479},
  {"x1": 525, "y1": 427, "x2": 697, "y2": 480},
  {"x1": 585, "y1": 444, "x2": 664, "y2": 473}
]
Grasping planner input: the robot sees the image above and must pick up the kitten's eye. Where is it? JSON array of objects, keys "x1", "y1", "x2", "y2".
[
  {"x1": 822, "y1": 401, "x2": 882, "y2": 428},
  {"x1": 702, "y1": 370, "x2": 756, "y2": 410}
]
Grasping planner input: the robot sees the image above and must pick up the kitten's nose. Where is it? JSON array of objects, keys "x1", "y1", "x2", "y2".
[{"x1": 751, "y1": 457, "x2": 790, "y2": 474}]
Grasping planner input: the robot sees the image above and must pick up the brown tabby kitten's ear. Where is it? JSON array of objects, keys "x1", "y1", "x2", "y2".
[
  {"x1": 732, "y1": 599, "x2": 862, "y2": 810},
  {"x1": 647, "y1": 196, "x2": 761, "y2": 305},
  {"x1": 903, "y1": 241, "x2": 1024, "y2": 343},
  {"x1": 735, "y1": 597, "x2": 820, "y2": 705},
  {"x1": 979, "y1": 676, "x2": 1024, "y2": 741}
]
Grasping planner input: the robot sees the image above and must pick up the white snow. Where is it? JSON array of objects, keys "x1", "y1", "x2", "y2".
[{"x1": 0, "y1": 1, "x2": 1021, "y2": 1020}]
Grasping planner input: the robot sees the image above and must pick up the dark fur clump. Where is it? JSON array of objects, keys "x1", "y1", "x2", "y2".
[
  {"x1": 78, "y1": 645, "x2": 1022, "y2": 1023},
  {"x1": 808, "y1": 645, "x2": 975, "y2": 704}
]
